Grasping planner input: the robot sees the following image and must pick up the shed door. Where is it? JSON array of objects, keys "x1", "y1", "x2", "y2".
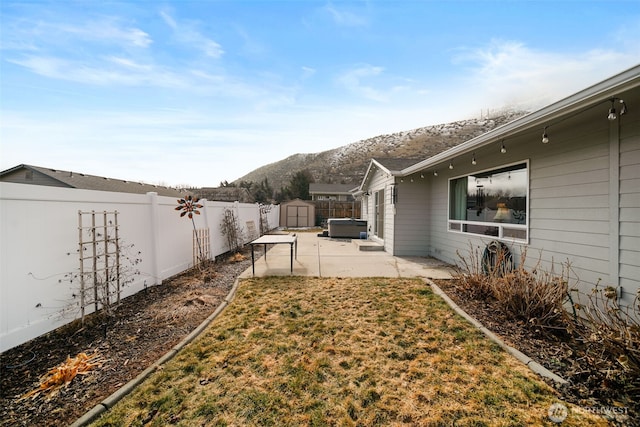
[{"x1": 287, "y1": 206, "x2": 308, "y2": 227}]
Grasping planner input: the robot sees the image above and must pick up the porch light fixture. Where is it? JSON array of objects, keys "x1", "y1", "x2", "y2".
[
  {"x1": 542, "y1": 126, "x2": 549, "y2": 144},
  {"x1": 620, "y1": 99, "x2": 628, "y2": 116},
  {"x1": 608, "y1": 98, "x2": 628, "y2": 121},
  {"x1": 471, "y1": 153, "x2": 477, "y2": 165},
  {"x1": 433, "y1": 170, "x2": 438, "y2": 176},
  {"x1": 420, "y1": 173, "x2": 424, "y2": 179},
  {"x1": 500, "y1": 141, "x2": 507, "y2": 154},
  {"x1": 608, "y1": 99, "x2": 617, "y2": 121},
  {"x1": 449, "y1": 162, "x2": 454, "y2": 170}
]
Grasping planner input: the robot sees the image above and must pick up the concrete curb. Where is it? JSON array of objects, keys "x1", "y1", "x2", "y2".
[
  {"x1": 70, "y1": 277, "x2": 242, "y2": 427},
  {"x1": 426, "y1": 279, "x2": 567, "y2": 385}
]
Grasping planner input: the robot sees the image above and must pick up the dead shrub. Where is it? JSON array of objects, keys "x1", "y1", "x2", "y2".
[
  {"x1": 456, "y1": 244, "x2": 568, "y2": 330},
  {"x1": 454, "y1": 243, "x2": 494, "y2": 299},
  {"x1": 570, "y1": 283, "x2": 640, "y2": 395},
  {"x1": 491, "y1": 253, "x2": 569, "y2": 329}
]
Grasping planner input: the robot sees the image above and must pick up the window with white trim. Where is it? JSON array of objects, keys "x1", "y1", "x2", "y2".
[
  {"x1": 374, "y1": 189, "x2": 384, "y2": 239},
  {"x1": 448, "y1": 161, "x2": 528, "y2": 242}
]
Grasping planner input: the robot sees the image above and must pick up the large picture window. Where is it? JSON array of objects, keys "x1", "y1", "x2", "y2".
[{"x1": 448, "y1": 162, "x2": 528, "y2": 242}]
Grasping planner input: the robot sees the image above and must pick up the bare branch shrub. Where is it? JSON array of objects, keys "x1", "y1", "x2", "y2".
[
  {"x1": 220, "y1": 207, "x2": 244, "y2": 254},
  {"x1": 456, "y1": 243, "x2": 568, "y2": 330},
  {"x1": 570, "y1": 283, "x2": 640, "y2": 395},
  {"x1": 454, "y1": 243, "x2": 495, "y2": 299},
  {"x1": 491, "y1": 250, "x2": 569, "y2": 329}
]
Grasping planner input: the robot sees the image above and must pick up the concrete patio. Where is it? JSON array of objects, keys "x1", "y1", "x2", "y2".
[{"x1": 239, "y1": 231, "x2": 457, "y2": 279}]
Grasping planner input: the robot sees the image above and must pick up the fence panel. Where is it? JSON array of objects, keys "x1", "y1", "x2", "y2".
[
  {"x1": 312, "y1": 200, "x2": 362, "y2": 227},
  {"x1": 0, "y1": 183, "x2": 278, "y2": 352}
]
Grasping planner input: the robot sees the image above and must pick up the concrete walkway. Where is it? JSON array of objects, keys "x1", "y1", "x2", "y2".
[{"x1": 239, "y1": 231, "x2": 456, "y2": 279}]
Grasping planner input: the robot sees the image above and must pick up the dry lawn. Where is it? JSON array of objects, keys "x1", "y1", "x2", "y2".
[{"x1": 91, "y1": 277, "x2": 606, "y2": 426}]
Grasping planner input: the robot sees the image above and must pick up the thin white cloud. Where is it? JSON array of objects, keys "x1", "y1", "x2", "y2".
[
  {"x1": 159, "y1": 10, "x2": 178, "y2": 30},
  {"x1": 8, "y1": 55, "x2": 188, "y2": 88},
  {"x1": 453, "y1": 39, "x2": 640, "y2": 111},
  {"x1": 159, "y1": 9, "x2": 224, "y2": 59},
  {"x1": 337, "y1": 64, "x2": 386, "y2": 101},
  {"x1": 1, "y1": 18, "x2": 152, "y2": 50},
  {"x1": 301, "y1": 66, "x2": 316, "y2": 79},
  {"x1": 323, "y1": 2, "x2": 369, "y2": 27},
  {"x1": 107, "y1": 56, "x2": 153, "y2": 71}
]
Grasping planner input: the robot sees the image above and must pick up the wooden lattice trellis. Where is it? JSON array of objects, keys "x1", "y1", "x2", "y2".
[
  {"x1": 193, "y1": 228, "x2": 211, "y2": 265},
  {"x1": 77, "y1": 210, "x2": 121, "y2": 323}
]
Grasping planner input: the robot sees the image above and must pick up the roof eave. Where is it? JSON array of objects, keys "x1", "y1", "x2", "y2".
[{"x1": 403, "y1": 64, "x2": 640, "y2": 176}]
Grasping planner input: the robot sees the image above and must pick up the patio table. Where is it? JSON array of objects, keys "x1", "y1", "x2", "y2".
[{"x1": 249, "y1": 234, "x2": 297, "y2": 276}]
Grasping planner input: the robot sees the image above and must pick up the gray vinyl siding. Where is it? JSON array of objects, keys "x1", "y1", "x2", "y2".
[
  {"x1": 1, "y1": 169, "x2": 69, "y2": 188},
  {"x1": 362, "y1": 168, "x2": 395, "y2": 252},
  {"x1": 619, "y1": 114, "x2": 640, "y2": 305},
  {"x1": 392, "y1": 178, "x2": 429, "y2": 256},
  {"x1": 423, "y1": 105, "x2": 639, "y2": 301},
  {"x1": 522, "y1": 114, "x2": 611, "y2": 292}
]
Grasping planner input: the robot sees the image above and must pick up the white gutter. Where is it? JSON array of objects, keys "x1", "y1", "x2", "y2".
[{"x1": 403, "y1": 64, "x2": 640, "y2": 176}]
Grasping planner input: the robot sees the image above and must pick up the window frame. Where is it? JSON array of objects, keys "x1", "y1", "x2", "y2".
[
  {"x1": 374, "y1": 188, "x2": 385, "y2": 239},
  {"x1": 447, "y1": 159, "x2": 530, "y2": 244}
]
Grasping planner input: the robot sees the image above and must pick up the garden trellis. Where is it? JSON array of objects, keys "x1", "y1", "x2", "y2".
[{"x1": 77, "y1": 210, "x2": 122, "y2": 323}]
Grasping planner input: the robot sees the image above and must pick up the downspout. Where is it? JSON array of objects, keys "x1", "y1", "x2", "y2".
[{"x1": 609, "y1": 116, "x2": 621, "y2": 295}]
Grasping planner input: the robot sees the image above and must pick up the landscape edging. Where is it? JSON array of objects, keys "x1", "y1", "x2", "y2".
[
  {"x1": 426, "y1": 279, "x2": 567, "y2": 385},
  {"x1": 70, "y1": 277, "x2": 242, "y2": 427}
]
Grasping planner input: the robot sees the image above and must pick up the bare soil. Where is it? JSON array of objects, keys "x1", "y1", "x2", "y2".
[{"x1": 0, "y1": 249, "x2": 258, "y2": 427}]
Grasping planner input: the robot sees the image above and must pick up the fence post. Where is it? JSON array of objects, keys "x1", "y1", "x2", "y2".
[{"x1": 147, "y1": 192, "x2": 162, "y2": 285}]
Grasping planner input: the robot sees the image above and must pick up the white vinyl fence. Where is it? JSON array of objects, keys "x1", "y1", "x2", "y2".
[{"x1": 0, "y1": 183, "x2": 280, "y2": 352}]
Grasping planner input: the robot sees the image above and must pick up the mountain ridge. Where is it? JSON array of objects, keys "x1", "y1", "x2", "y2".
[{"x1": 235, "y1": 110, "x2": 528, "y2": 192}]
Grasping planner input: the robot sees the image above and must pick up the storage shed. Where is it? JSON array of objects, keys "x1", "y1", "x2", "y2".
[{"x1": 279, "y1": 198, "x2": 316, "y2": 228}]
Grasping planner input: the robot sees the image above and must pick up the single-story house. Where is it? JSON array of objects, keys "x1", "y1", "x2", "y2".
[
  {"x1": 309, "y1": 183, "x2": 358, "y2": 201},
  {"x1": 0, "y1": 164, "x2": 184, "y2": 198},
  {"x1": 358, "y1": 65, "x2": 640, "y2": 306}
]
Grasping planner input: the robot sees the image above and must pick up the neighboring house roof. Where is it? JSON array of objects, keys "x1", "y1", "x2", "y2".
[
  {"x1": 0, "y1": 164, "x2": 185, "y2": 197},
  {"x1": 195, "y1": 187, "x2": 254, "y2": 203},
  {"x1": 309, "y1": 183, "x2": 358, "y2": 195}
]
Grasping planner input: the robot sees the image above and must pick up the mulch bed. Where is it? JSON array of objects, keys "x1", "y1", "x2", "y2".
[
  {"x1": 0, "y1": 249, "x2": 258, "y2": 427},
  {"x1": 434, "y1": 279, "x2": 638, "y2": 426}
]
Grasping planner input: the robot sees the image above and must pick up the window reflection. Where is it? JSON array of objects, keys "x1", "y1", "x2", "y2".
[{"x1": 450, "y1": 163, "x2": 527, "y2": 225}]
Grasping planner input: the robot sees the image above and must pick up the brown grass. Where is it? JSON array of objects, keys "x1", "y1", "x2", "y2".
[{"x1": 91, "y1": 277, "x2": 606, "y2": 426}]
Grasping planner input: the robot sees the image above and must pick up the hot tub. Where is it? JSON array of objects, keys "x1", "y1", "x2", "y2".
[{"x1": 327, "y1": 218, "x2": 367, "y2": 239}]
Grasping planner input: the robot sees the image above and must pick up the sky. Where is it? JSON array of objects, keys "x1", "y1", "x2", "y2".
[{"x1": 1, "y1": 1, "x2": 639, "y2": 188}]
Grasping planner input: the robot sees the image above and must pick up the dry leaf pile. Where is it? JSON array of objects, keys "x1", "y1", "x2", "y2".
[{"x1": 21, "y1": 352, "x2": 105, "y2": 401}]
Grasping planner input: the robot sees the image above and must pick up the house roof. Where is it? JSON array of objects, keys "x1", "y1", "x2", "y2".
[
  {"x1": 309, "y1": 183, "x2": 358, "y2": 194},
  {"x1": 372, "y1": 158, "x2": 424, "y2": 174},
  {"x1": 358, "y1": 158, "x2": 423, "y2": 191},
  {"x1": 402, "y1": 64, "x2": 640, "y2": 176},
  {"x1": 0, "y1": 164, "x2": 185, "y2": 197},
  {"x1": 358, "y1": 64, "x2": 640, "y2": 191}
]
